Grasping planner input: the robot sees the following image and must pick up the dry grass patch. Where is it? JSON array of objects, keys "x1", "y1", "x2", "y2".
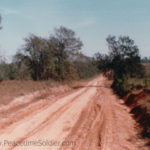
[{"x1": 0, "y1": 80, "x2": 62, "y2": 105}]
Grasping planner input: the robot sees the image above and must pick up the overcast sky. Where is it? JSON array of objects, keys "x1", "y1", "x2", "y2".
[{"x1": 0, "y1": 0, "x2": 150, "y2": 60}]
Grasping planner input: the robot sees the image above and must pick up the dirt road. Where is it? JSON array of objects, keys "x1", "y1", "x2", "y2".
[{"x1": 0, "y1": 76, "x2": 148, "y2": 150}]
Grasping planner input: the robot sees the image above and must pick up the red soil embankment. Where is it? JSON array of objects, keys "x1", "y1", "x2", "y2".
[
  {"x1": 124, "y1": 89, "x2": 150, "y2": 108},
  {"x1": 124, "y1": 89, "x2": 150, "y2": 140}
]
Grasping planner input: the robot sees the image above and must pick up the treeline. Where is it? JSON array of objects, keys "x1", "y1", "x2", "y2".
[
  {"x1": 0, "y1": 26, "x2": 98, "y2": 81},
  {"x1": 0, "y1": 30, "x2": 146, "y2": 89},
  {"x1": 0, "y1": 17, "x2": 146, "y2": 90},
  {"x1": 141, "y1": 57, "x2": 150, "y2": 63}
]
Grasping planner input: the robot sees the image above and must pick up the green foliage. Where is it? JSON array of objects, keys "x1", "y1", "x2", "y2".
[
  {"x1": 144, "y1": 78, "x2": 149, "y2": 88},
  {"x1": 0, "y1": 76, "x2": 3, "y2": 82},
  {"x1": 0, "y1": 61, "x2": 19, "y2": 80},
  {"x1": 95, "y1": 35, "x2": 145, "y2": 96},
  {"x1": 50, "y1": 26, "x2": 83, "y2": 80},
  {"x1": 107, "y1": 36, "x2": 144, "y2": 78},
  {"x1": 7, "y1": 64, "x2": 19, "y2": 80},
  {"x1": 12, "y1": 26, "x2": 97, "y2": 81},
  {"x1": 94, "y1": 53, "x2": 111, "y2": 73},
  {"x1": 141, "y1": 57, "x2": 150, "y2": 63},
  {"x1": 136, "y1": 96, "x2": 150, "y2": 138},
  {"x1": 74, "y1": 55, "x2": 98, "y2": 79}
]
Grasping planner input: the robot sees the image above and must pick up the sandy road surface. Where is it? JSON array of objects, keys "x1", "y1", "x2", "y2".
[{"x1": 0, "y1": 76, "x2": 148, "y2": 150}]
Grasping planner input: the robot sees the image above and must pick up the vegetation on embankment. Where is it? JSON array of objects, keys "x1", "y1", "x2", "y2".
[
  {"x1": 121, "y1": 63, "x2": 150, "y2": 145},
  {"x1": 124, "y1": 89, "x2": 150, "y2": 145},
  {"x1": 94, "y1": 35, "x2": 145, "y2": 96}
]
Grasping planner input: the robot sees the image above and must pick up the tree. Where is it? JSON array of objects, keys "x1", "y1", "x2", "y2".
[
  {"x1": 0, "y1": 15, "x2": 4, "y2": 81},
  {"x1": 106, "y1": 35, "x2": 144, "y2": 78},
  {"x1": 94, "y1": 53, "x2": 111, "y2": 73},
  {"x1": 141, "y1": 57, "x2": 150, "y2": 63},
  {"x1": 13, "y1": 52, "x2": 30, "y2": 80},
  {"x1": 70, "y1": 54, "x2": 97, "y2": 79},
  {"x1": 14, "y1": 26, "x2": 83, "y2": 81},
  {"x1": 50, "y1": 26, "x2": 83, "y2": 80},
  {"x1": 101, "y1": 35, "x2": 145, "y2": 95},
  {"x1": 0, "y1": 14, "x2": 6, "y2": 80},
  {"x1": 15, "y1": 34, "x2": 56, "y2": 80}
]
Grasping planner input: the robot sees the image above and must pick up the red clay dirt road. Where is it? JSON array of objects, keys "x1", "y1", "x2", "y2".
[{"x1": 0, "y1": 76, "x2": 148, "y2": 150}]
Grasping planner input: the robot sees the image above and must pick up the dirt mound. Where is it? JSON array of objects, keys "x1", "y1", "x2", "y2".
[
  {"x1": 124, "y1": 89, "x2": 150, "y2": 145},
  {"x1": 124, "y1": 89, "x2": 150, "y2": 108},
  {"x1": 131, "y1": 106, "x2": 150, "y2": 139}
]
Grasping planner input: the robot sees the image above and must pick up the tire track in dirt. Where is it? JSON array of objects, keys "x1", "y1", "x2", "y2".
[
  {"x1": 97, "y1": 78, "x2": 148, "y2": 150},
  {"x1": 59, "y1": 77, "x2": 148, "y2": 150},
  {"x1": 59, "y1": 87, "x2": 102, "y2": 150},
  {"x1": 0, "y1": 76, "x2": 148, "y2": 150},
  {"x1": 9, "y1": 87, "x2": 91, "y2": 150},
  {"x1": 58, "y1": 80, "x2": 108, "y2": 150},
  {"x1": 0, "y1": 80, "x2": 92, "y2": 132},
  {"x1": 0, "y1": 78, "x2": 99, "y2": 150}
]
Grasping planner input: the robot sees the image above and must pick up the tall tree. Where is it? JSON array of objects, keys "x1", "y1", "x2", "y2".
[
  {"x1": 50, "y1": 26, "x2": 83, "y2": 80},
  {"x1": 15, "y1": 35, "x2": 55, "y2": 80},
  {"x1": 106, "y1": 35, "x2": 145, "y2": 94},
  {"x1": 106, "y1": 35, "x2": 144, "y2": 78},
  {"x1": 14, "y1": 27, "x2": 83, "y2": 80},
  {"x1": 94, "y1": 53, "x2": 111, "y2": 73}
]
